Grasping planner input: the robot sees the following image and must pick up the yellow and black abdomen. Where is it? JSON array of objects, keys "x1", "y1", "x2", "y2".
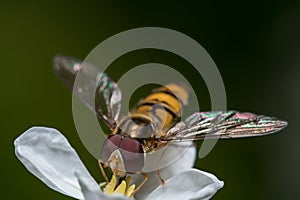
[{"x1": 131, "y1": 83, "x2": 189, "y2": 130}]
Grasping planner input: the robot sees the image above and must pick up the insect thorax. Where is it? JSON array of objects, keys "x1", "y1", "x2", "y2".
[
  {"x1": 112, "y1": 114, "x2": 167, "y2": 153},
  {"x1": 113, "y1": 114, "x2": 156, "y2": 139},
  {"x1": 112, "y1": 83, "x2": 190, "y2": 151}
]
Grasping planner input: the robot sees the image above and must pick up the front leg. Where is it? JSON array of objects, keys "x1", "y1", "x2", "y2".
[{"x1": 98, "y1": 159, "x2": 109, "y2": 183}]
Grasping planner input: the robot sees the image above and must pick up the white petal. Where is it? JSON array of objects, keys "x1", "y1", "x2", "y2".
[
  {"x1": 76, "y1": 173, "x2": 130, "y2": 200},
  {"x1": 145, "y1": 168, "x2": 224, "y2": 200},
  {"x1": 131, "y1": 142, "x2": 196, "y2": 200},
  {"x1": 14, "y1": 126, "x2": 99, "y2": 199}
]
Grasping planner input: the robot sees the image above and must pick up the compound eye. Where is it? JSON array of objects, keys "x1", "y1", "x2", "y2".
[
  {"x1": 102, "y1": 134, "x2": 122, "y2": 162},
  {"x1": 119, "y1": 138, "x2": 144, "y2": 173}
]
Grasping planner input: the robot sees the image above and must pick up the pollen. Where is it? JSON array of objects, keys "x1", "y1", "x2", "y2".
[{"x1": 102, "y1": 175, "x2": 136, "y2": 198}]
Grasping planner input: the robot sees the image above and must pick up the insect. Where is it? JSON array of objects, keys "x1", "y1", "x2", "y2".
[{"x1": 54, "y1": 55, "x2": 287, "y2": 194}]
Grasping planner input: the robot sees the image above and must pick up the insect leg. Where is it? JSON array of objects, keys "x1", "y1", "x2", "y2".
[
  {"x1": 156, "y1": 169, "x2": 165, "y2": 186},
  {"x1": 155, "y1": 145, "x2": 170, "y2": 185},
  {"x1": 132, "y1": 172, "x2": 148, "y2": 195},
  {"x1": 98, "y1": 159, "x2": 109, "y2": 183}
]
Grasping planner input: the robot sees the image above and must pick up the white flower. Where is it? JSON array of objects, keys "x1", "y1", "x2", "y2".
[{"x1": 14, "y1": 127, "x2": 224, "y2": 200}]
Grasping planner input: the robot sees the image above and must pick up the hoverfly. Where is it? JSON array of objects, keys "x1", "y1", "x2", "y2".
[{"x1": 54, "y1": 56, "x2": 287, "y2": 194}]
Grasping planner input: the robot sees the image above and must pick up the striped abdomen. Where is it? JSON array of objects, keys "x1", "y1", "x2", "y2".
[{"x1": 131, "y1": 83, "x2": 189, "y2": 131}]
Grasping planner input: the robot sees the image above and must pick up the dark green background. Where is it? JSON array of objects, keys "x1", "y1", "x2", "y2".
[{"x1": 1, "y1": 1, "x2": 299, "y2": 199}]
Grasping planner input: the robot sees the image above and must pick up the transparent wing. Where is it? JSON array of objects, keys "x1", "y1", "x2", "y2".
[
  {"x1": 53, "y1": 56, "x2": 121, "y2": 129},
  {"x1": 163, "y1": 111, "x2": 287, "y2": 141}
]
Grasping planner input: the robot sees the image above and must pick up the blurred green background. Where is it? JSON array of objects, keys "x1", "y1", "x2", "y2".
[{"x1": 1, "y1": 0, "x2": 299, "y2": 199}]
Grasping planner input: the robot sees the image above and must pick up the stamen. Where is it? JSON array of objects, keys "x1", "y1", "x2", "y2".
[
  {"x1": 103, "y1": 175, "x2": 117, "y2": 194},
  {"x1": 102, "y1": 175, "x2": 136, "y2": 198},
  {"x1": 113, "y1": 180, "x2": 126, "y2": 194},
  {"x1": 125, "y1": 176, "x2": 135, "y2": 197},
  {"x1": 125, "y1": 176, "x2": 131, "y2": 190},
  {"x1": 126, "y1": 184, "x2": 136, "y2": 197}
]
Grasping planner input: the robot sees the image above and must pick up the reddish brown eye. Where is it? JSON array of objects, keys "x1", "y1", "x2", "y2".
[
  {"x1": 119, "y1": 138, "x2": 144, "y2": 173},
  {"x1": 102, "y1": 134, "x2": 122, "y2": 162}
]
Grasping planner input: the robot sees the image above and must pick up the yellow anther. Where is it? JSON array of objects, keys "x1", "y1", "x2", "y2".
[
  {"x1": 126, "y1": 184, "x2": 136, "y2": 197},
  {"x1": 125, "y1": 176, "x2": 131, "y2": 190},
  {"x1": 102, "y1": 175, "x2": 135, "y2": 198},
  {"x1": 103, "y1": 175, "x2": 117, "y2": 194},
  {"x1": 113, "y1": 180, "x2": 126, "y2": 194}
]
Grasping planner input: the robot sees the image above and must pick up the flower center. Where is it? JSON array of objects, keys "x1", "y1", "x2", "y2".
[{"x1": 100, "y1": 175, "x2": 135, "y2": 198}]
